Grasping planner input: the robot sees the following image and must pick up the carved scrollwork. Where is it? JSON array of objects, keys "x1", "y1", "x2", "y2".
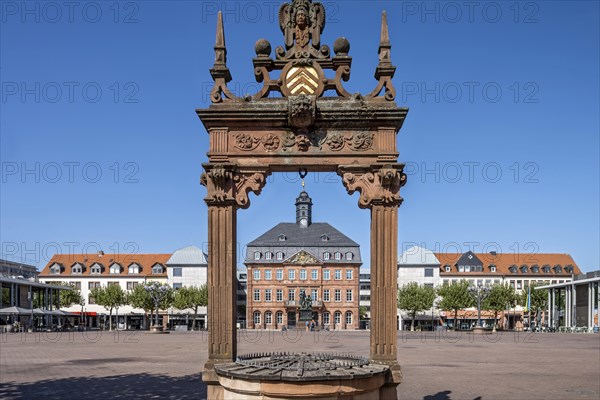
[
  {"x1": 339, "y1": 165, "x2": 406, "y2": 209},
  {"x1": 201, "y1": 165, "x2": 270, "y2": 209},
  {"x1": 233, "y1": 133, "x2": 282, "y2": 152},
  {"x1": 322, "y1": 131, "x2": 374, "y2": 152}
]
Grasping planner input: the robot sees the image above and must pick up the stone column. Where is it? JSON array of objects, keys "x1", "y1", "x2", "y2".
[
  {"x1": 201, "y1": 165, "x2": 269, "y2": 396},
  {"x1": 340, "y1": 164, "x2": 406, "y2": 392}
]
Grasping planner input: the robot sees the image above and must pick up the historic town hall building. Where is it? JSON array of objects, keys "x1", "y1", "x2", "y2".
[{"x1": 245, "y1": 190, "x2": 361, "y2": 330}]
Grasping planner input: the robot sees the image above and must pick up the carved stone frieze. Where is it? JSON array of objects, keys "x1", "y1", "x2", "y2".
[
  {"x1": 201, "y1": 165, "x2": 270, "y2": 209},
  {"x1": 323, "y1": 131, "x2": 374, "y2": 152},
  {"x1": 288, "y1": 94, "x2": 316, "y2": 128},
  {"x1": 339, "y1": 165, "x2": 407, "y2": 209},
  {"x1": 233, "y1": 133, "x2": 281, "y2": 152}
]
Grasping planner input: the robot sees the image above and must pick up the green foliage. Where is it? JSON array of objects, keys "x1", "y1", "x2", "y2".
[
  {"x1": 483, "y1": 283, "x2": 517, "y2": 312},
  {"x1": 58, "y1": 282, "x2": 83, "y2": 308},
  {"x1": 359, "y1": 306, "x2": 368, "y2": 320},
  {"x1": 397, "y1": 282, "x2": 436, "y2": 331},
  {"x1": 437, "y1": 280, "x2": 475, "y2": 329},
  {"x1": 127, "y1": 284, "x2": 153, "y2": 311},
  {"x1": 90, "y1": 284, "x2": 127, "y2": 330},
  {"x1": 173, "y1": 285, "x2": 207, "y2": 330},
  {"x1": 520, "y1": 283, "x2": 548, "y2": 312}
]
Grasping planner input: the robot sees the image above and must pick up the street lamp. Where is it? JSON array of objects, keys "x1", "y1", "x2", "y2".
[
  {"x1": 80, "y1": 298, "x2": 85, "y2": 331},
  {"x1": 144, "y1": 282, "x2": 169, "y2": 331},
  {"x1": 469, "y1": 283, "x2": 490, "y2": 329}
]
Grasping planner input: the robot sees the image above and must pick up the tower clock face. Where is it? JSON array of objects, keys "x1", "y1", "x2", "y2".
[{"x1": 300, "y1": 218, "x2": 308, "y2": 227}]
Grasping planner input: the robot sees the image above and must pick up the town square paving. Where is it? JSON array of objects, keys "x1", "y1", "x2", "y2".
[{"x1": 0, "y1": 330, "x2": 598, "y2": 399}]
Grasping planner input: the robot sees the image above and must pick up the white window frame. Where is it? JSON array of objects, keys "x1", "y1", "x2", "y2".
[
  {"x1": 276, "y1": 289, "x2": 283, "y2": 302},
  {"x1": 254, "y1": 289, "x2": 260, "y2": 301},
  {"x1": 323, "y1": 312, "x2": 330, "y2": 325},
  {"x1": 311, "y1": 269, "x2": 318, "y2": 280},
  {"x1": 109, "y1": 264, "x2": 121, "y2": 274},
  {"x1": 266, "y1": 252, "x2": 273, "y2": 260},
  {"x1": 334, "y1": 270, "x2": 341, "y2": 280},
  {"x1": 334, "y1": 311, "x2": 341, "y2": 325},
  {"x1": 323, "y1": 252, "x2": 330, "y2": 261},
  {"x1": 128, "y1": 264, "x2": 140, "y2": 274},
  {"x1": 276, "y1": 311, "x2": 283, "y2": 324},
  {"x1": 323, "y1": 289, "x2": 330, "y2": 302},
  {"x1": 50, "y1": 264, "x2": 61, "y2": 274},
  {"x1": 276, "y1": 252, "x2": 284, "y2": 260},
  {"x1": 346, "y1": 289, "x2": 352, "y2": 302},
  {"x1": 300, "y1": 269, "x2": 307, "y2": 280},
  {"x1": 346, "y1": 269, "x2": 352, "y2": 280},
  {"x1": 253, "y1": 311, "x2": 261, "y2": 325},
  {"x1": 265, "y1": 289, "x2": 272, "y2": 302},
  {"x1": 311, "y1": 289, "x2": 318, "y2": 301},
  {"x1": 288, "y1": 289, "x2": 295, "y2": 301},
  {"x1": 345, "y1": 252, "x2": 353, "y2": 260},
  {"x1": 276, "y1": 269, "x2": 283, "y2": 280},
  {"x1": 345, "y1": 311, "x2": 352, "y2": 325},
  {"x1": 254, "y1": 251, "x2": 261, "y2": 260},
  {"x1": 334, "y1": 252, "x2": 342, "y2": 260},
  {"x1": 91, "y1": 264, "x2": 101, "y2": 275},
  {"x1": 265, "y1": 311, "x2": 272, "y2": 325},
  {"x1": 152, "y1": 264, "x2": 163, "y2": 274},
  {"x1": 323, "y1": 270, "x2": 330, "y2": 280},
  {"x1": 265, "y1": 269, "x2": 272, "y2": 280},
  {"x1": 288, "y1": 270, "x2": 296, "y2": 280},
  {"x1": 335, "y1": 289, "x2": 341, "y2": 302},
  {"x1": 253, "y1": 269, "x2": 260, "y2": 281}
]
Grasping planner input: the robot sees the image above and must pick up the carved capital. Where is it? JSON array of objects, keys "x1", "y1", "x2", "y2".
[
  {"x1": 338, "y1": 164, "x2": 406, "y2": 209},
  {"x1": 201, "y1": 164, "x2": 270, "y2": 209}
]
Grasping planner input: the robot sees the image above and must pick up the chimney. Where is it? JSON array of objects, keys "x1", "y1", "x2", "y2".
[
  {"x1": 490, "y1": 251, "x2": 497, "y2": 256},
  {"x1": 98, "y1": 251, "x2": 104, "y2": 257}
]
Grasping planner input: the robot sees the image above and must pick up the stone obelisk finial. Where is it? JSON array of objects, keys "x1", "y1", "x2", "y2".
[
  {"x1": 378, "y1": 10, "x2": 392, "y2": 67},
  {"x1": 209, "y1": 11, "x2": 232, "y2": 102}
]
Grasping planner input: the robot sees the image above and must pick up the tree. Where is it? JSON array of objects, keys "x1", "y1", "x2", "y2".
[
  {"x1": 58, "y1": 282, "x2": 83, "y2": 308},
  {"x1": 520, "y1": 282, "x2": 549, "y2": 328},
  {"x1": 127, "y1": 284, "x2": 154, "y2": 329},
  {"x1": 143, "y1": 282, "x2": 173, "y2": 328},
  {"x1": 397, "y1": 282, "x2": 436, "y2": 331},
  {"x1": 359, "y1": 306, "x2": 368, "y2": 321},
  {"x1": 91, "y1": 284, "x2": 127, "y2": 331},
  {"x1": 483, "y1": 283, "x2": 516, "y2": 331},
  {"x1": 173, "y1": 285, "x2": 208, "y2": 330},
  {"x1": 437, "y1": 280, "x2": 475, "y2": 330}
]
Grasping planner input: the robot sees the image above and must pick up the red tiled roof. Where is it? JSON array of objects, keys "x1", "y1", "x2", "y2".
[
  {"x1": 436, "y1": 253, "x2": 580, "y2": 276},
  {"x1": 39, "y1": 253, "x2": 171, "y2": 277}
]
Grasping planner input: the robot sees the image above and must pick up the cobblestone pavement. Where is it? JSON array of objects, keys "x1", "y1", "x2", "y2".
[{"x1": 0, "y1": 330, "x2": 598, "y2": 399}]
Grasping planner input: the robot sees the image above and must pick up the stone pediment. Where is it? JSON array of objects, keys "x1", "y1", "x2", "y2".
[{"x1": 283, "y1": 250, "x2": 321, "y2": 265}]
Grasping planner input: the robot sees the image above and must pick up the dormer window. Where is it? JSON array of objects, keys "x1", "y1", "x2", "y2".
[
  {"x1": 531, "y1": 265, "x2": 540, "y2": 273},
  {"x1": 71, "y1": 263, "x2": 83, "y2": 275},
  {"x1": 323, "y1": 252, "x2": 331, "y2": 261},
  {"x1": 321, "y1": 234, "x2": 329, "y2": 242},
  {"x1": 490, "y1": 264, "x2": 496, "y2": 273},
  {"x1": 553, "y1": 265, "x2": 562, "y2": 273},
  {"x1": 50, "y1": 263, "x2": 62, "y2": 275},
  {"x1": 152, "y1": 264, "x2": 164, "y2": 274},
  {"x1": 276, "y1": 252, "x2": 284, "y2": 260},
  {"x1": 444, "y1": 264, "x2": 451, "y2": 272},
  {"x1": 345, "y1": 252, "x2": 353, "y2": 261},
  {"x1": 520, "y1": 265, "x2": 528, "y2": 273},
  {"x1": 265, "y1": 252, "x2": 273, "y2": 260},
  {"x1": 542, "y1": 264, "x2": 551, "y2": 273},
  {"x1": 334, "y1": 252, "x2": 342, "y2": 261},
  {"x1": 128, "y1": 263, "x2": 140, "y2": 274},
  {"x1": 109, "y1": 263, "x2": 121, "y2": 274},
  {"x1": 564, "y1": 264, "x2": 573, "y2": 273},
  {"x1": 278, "y1": 234, "x2": 287, "y2": 242},
  {"x1": 254, "y1": 252, "x2": 261, "y2": 260},
  {"x1": 90, "y1": 263, "x2": 102, "y2": 275},
  {"x1": 509, "y1": 265, "x2": 518, "y2": 274}
]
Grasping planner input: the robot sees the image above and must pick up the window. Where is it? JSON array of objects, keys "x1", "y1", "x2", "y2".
[
  {"x1": 253, "y1": 311, "x2": 261, "y2": 325},
  {"x1": 520, "y1": 265, "x2": 528, "y2": 273},
  {"x1": 126, "y1": 282, "x2": 138, "y2": 290},
  {"x1": 288, "y1": 289, "x2": 295, "y2": 301},
  {"x1": 265, "y1": 311, "x2": 272, "y2": 325},
  {"x1": 276, "y1": 269, "x2": 283, "y2": 280},
  {"x1": 323, "y1": 270, "x2": 330, "y2": 280},
  {"x1": 276, "y1": 311, "x2": 283, "y2": 324},
  {"x1": 72, "y1": 264, "x2": 83, "y2": 274},
  {"x1": 300, "y1": 269, "x2": 307, "y2": 280},
  {"x1": 109, "y1": 264, "x2": 121, "y2": 274},
  {"x1": 91, "y1": 264, "x2": 101, "y2": 275},
  {"x1": 173, "y1": 283, "x2": 183, "y2": 290},
  {"x1": 88, "y1": 282, "x2": 101, "y2": 290},
  {"x1": 334, "y1": 311, "x2": 341, "y2": 325},
  {"x1": 253, "y1": 269, "x2": 260, "y2": 281},
  {"x1": 323, "y1": 312, "x2": 330, "y2": 325},
  {"x1": 152, "y1": 264, "x2": 163, "y2": 274},
  {"x1": 88, "y1": 295, "x2": 96, "y2": 304},
  {"x1": 335, "y1": 289, "x2": 341, "y2": 302},
  {"x1": 276, "y1": 289, "x2": 283, "y2": 302},
  {"x1": 323, "y1": 289, "x2": 330, "y2": 302},
  {"x1": 334, "y1": 270, "x2": 341, "y2": 280},
  {"x1": 517, "y1": 281, "x2": 522, "y2": 290},
  {"x1": 345, "y1": 252, "x2": 353, "y2": 261},
  {"x1": 108, "y1": 281, "x2": 119, "y2": 287},
  {"x1": 254, "y1": 252, "x2": 261, "y2": 260},
  {"x1": 311, "y1": 269, "x2": 318, "y2": 280},
  {"x1": 311, "y1": 289, "x2": 318, "y2": 301},
  {"x1": 346, "y1": 289, "x2": 352, "y2": 301},
  {"x1": 323, "y1": 252, "x2": 331, "y2": 261},
  {"x1": 345, "y1": 311, "x2": 352, "y2": 325},
  {"x1": 490, "y1": 266, "x2": 497, "y2": 273},
  {"x1": 278, "y1": 234, "x2": 286, "y2": 242},
  {"x1": 458, "y1": 265, "x2": 465, "y2": 272},
  {"x1": 445, "y1": 265, "x2": 451, "y2": 272},
  {"x1": 50, "y1": 263, "x2": 61, "y2": 274},
  {"x1": 265, "y1": 289, "x2": 272, "y2": 302},
  {"x1": 276, "y1": 252, "x2": 284, "y2": 260},
  {"x1": 346, "y1": 269, "x2": 353, "y2": 280},
  {"x1": 334, "y1": 252, "x2": 341, "y2": 260},
  {"x1": 424, "y1": 268, "x2": 434, "y2": 277},
  {"x1": 72, "y1": 282, "x2": 81, "y2": 290},
  {"x1": 265, "y1": 270, "x2": 272, "y2": 280},
  {"x1": 265, "y1": 252, "x2": 273, "y2": 260},
  {"x1": 173, "y1": 268, "x2": 182, "y2": 277},
  {"x1": 128, "y1": 263, "x2": 140, "y2": 274},
  {"x1": 254, "y1": 289, "x2": 260, "y2": 301},
  {"x1": 288, "y1": 270, "x2": 296, "y2": 280},
  {"x1": 321, "y1": 234, "x2": 329, "y2": 242},
  {"x1": 465, "y1": 265, "x2": 471, "y2": 272}
]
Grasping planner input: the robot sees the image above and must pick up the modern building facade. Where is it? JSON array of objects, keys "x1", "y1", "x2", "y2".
[
  {"x1": 245, "y1": 190, "x2": 361, "y2": 330},
  {"x1": 0, "y1": 258, "x2": 38, "y2": 280}
]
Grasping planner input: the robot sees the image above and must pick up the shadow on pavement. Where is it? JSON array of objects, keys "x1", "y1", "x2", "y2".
[
  {"x1": 0, "y1": 373, "x2": 207, "y2": 400},
  {"x1": 423, "y1": 391, "x2": 482, "y2": 400}
]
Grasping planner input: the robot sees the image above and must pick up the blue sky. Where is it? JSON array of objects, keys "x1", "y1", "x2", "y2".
[{"x1": 1, "y1": 1, "x2": 598, "y2": 272}]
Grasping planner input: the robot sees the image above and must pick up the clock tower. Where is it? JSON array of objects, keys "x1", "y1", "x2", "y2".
[{"x1": 295, "y1": 190, "x2": 313, "y2": 227}]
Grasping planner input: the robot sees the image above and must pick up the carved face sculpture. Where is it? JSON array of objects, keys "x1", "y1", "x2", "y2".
[{"x1": 296, "y1": 10, "x2": 307, "y2": 29}]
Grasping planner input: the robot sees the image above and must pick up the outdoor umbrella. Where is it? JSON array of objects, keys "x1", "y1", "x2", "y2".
[
  {"x1": 0, "y1": 306, "x2": 30, "y2": 315},
  {"x1": 32, "y1": 308, "x2": 48, "y2": 316}
]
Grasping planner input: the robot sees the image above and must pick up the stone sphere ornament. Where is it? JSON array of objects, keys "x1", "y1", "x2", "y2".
[
  {"x1": 333, "y1": 37, "x2": 350, "y2": 55},
  {"x1": 255, "y1": 39, "x2": 272, "y2": 56}
]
